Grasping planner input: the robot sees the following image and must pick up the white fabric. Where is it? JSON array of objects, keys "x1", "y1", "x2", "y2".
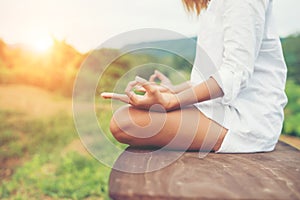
[{"x1": 190, "y1": 0, "x2": 288, "y2": 153}]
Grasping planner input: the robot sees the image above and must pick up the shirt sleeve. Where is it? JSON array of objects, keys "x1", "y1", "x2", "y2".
[{"x1": 212, "y1": 0, "x2": 269, "y2": 105}]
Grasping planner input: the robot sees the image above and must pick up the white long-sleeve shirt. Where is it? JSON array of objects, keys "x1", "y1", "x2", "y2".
[{"x1": 191, "y1": 0, "x2": 288, "y2": 153}]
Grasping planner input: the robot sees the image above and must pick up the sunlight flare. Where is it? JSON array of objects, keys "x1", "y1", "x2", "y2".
[{"x1": 31, "y1": 34, "x2": 53, "y2": 52}]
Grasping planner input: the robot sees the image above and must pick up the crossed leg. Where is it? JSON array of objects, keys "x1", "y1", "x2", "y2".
[{"x1": 110, "y1": 105, "x2": 227, "y2": 152}]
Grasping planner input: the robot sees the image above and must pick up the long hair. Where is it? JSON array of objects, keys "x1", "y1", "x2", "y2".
[{"x1": 182, "y1": 0, "x2": 210, "y2": 15}]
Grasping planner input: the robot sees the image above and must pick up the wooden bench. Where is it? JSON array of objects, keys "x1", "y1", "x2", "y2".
[{"x1": 109, "y1": 141, "x2": 300, "y2": 200}]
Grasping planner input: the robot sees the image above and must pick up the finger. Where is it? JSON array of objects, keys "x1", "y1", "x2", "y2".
[
  {"x1": 101, "y1": 92, "x2": 130, "y2": 103},
  {"x1": 125, "y1": 80, "x2": 138, "y2": 94},
  {"x1": 101, "y1": 92, "x2": 113, "y2": 99},
  {"x1": 134, "y1": 85, "x2": 146, "y2": 93},
  {"x1": 155, "y1": 70, "x2": 169, "y2": 82},
  {"x1": 142, "y1": 82, "x2": 159, "y2": 95},
  {"x1": 125, "y1": 79, "x2": 145, "y2": 104},
  {"x1": 128, "y1": 91, "x2": 139, "y2": 105},
  {"x1": 135, "y1": 76, "x2": 147, "y2": 84},
  {"x1": 149, "y1": 74, "x2": 157, "y2": 82},
  {"x1": 136, "y1": 76, "x2": 160, "y2": 95}
]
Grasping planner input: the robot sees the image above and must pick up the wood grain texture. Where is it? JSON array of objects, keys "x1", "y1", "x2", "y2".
[{"x1": 109, "y1": 141, "x2": 300, "y2": 200}]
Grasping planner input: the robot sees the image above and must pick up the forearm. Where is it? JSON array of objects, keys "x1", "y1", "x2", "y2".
[{"x1": 168, "y1": 77, "x2": 224, "y2": 110}]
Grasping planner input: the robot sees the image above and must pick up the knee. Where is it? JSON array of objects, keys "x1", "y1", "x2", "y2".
[
  {"x1": 109, "y1": 107, "x2": 133, "y2": 144},
  {"x1": 110, "y1": 117, "x2": 131, "y2": 144}
]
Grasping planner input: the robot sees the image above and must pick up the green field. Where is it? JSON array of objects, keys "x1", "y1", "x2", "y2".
[{"x1": 0, "y1": 85, "x2": 116, "y2": 199}]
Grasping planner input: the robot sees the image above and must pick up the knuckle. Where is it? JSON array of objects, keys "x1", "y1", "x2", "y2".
[
  {"x1": 149, "y1": 86, "x2": 158, "y2": 94},
  {"x1": 130, "y1": 96, "x2": 138, "y2": 105}
]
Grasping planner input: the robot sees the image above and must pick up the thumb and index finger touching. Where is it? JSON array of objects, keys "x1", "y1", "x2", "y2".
[
  {"x1": 149, "y1": 70, "x2": 169, "y2": 83},
  {"x1": 101, "y1": 74, "x2": 162, "y2": 103},
  {"x1": 135, "y1": 76, "x2": 158, "y2": 94}
]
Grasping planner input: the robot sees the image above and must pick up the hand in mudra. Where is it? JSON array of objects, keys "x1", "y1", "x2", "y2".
[
  {"x1": 101, "y1": 76, "x2": 178, "y2": 111},
  {"x1": 130, "y1": 70, "x2": 175, "y2": 95},
  {"x1": 149, "y1": 70, "x2": 176, "y2": 93}
]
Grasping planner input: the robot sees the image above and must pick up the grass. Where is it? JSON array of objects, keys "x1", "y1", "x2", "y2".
[
  {"x1": 284, "y1": 80, "x2": 300, "y2": 137},
  {"x1": 0, "y1": 106, "x2": 114, "y2": 200},
  {"x1": 1, "y1": 153, "x2": 110, "y2": 199}
]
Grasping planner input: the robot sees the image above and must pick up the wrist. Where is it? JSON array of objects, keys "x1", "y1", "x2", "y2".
[
  {"x1": 173, "y1": 81, "x2": 193, "y2": 94},
  {"x1": 172, "y1": 85, "x2": 180, "y2": 94},
  {"x1": 166, "y1": 94, "x2": 180, "y2": 111}
]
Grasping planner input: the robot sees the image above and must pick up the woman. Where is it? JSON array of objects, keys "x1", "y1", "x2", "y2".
[{"x1": 101, "y1": 0, "x2": 288, "y2": 153}]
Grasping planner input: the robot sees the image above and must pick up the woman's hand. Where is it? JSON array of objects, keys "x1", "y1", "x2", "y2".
[
  {"x1": 149, "y1": 70, "x2": 176, "y2": 93},
  {"x1": 101, "y1": 76, "x2": 179, "y2": 112},
  {"x1": 148, "y1": 70, "x2": 193, "y2": 94}
]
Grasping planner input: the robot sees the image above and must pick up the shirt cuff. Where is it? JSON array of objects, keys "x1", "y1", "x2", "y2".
[{"x1": 211, "y1": 66, "x2": 245, "y2": 105}]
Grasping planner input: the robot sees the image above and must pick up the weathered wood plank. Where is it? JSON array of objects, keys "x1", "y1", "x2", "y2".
[{"x1": 109, "y1": 141, "x2": 300, "y2": 200}]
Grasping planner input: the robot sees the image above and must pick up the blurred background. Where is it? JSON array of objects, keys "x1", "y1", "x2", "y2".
[{"x1": 0, "y1": 0, "x2": 300, "y2": 199}]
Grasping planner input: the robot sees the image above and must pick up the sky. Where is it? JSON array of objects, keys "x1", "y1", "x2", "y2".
[{"x1": 0, "y1": 0, "x2": 299, "y2": 53}]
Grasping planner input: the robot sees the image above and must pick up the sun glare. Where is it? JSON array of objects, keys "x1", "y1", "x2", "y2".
[{"x1": 31, "y1": 34, "x2": 53, "y2": 52}]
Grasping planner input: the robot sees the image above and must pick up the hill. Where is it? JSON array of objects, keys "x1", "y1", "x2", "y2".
[{"x1": 122, "y1": 37, "x2": 197, "y2": 62}]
